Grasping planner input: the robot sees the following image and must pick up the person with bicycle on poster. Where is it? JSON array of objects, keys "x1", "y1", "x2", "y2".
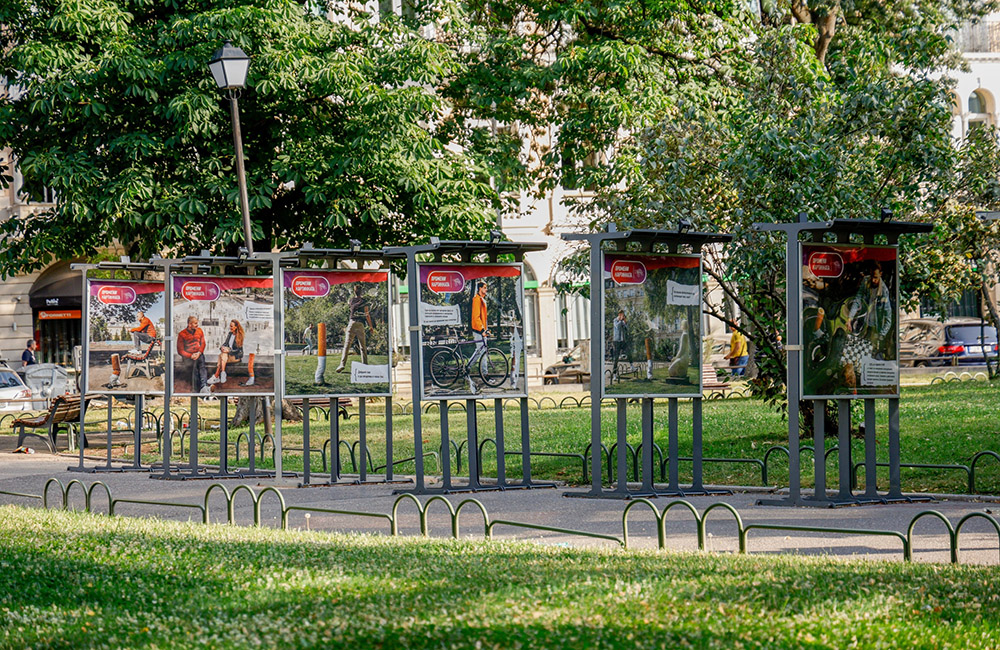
[{"x1": 466, "y1": 281, "x2": 489, "y2": 391}]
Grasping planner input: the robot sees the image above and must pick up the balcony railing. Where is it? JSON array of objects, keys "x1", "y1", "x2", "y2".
[{"x1": 954, "y1": 21, "x2": 1000, "y2": 53}]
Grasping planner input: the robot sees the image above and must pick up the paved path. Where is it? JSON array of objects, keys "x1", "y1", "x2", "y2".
[{"x1": 1, "y1": 454, "x2": 998, "y2": 565}]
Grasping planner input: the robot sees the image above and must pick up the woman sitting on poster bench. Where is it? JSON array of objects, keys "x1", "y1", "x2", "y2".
[{"x1": 207, "y1": 320, "x2": 244, "y2": 387}]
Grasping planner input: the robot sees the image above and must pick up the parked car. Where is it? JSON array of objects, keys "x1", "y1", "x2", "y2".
[
  {"x1": 899, "y1": 318, "x2": 947, "y2": 367},
  {"x1": 900, "y1": 317, "x2": 999, "y2": 366},
  {"x1": 0, "y1": 365, "x2": 33, "y2": 411},
  {"x1": 933, "y1": 320, "x2": 998, "y2": 366}
]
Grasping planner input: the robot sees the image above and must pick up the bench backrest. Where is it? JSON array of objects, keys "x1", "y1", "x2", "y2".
[{"x1": 49, "y1": 396, "x2": 83, "y2": 423}]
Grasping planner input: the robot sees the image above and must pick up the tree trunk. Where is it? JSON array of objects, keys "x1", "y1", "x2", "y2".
[{"x1": 229, "y1": 397, "x2": 302, "y2": 427}]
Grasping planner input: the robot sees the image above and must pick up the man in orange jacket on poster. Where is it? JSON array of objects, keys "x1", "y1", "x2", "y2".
[{"x1": 177, "y1": 315, "x2": 209, "y2": 394}]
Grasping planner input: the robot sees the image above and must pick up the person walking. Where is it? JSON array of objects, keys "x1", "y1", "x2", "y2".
[
  {"x1": 21, "y1": 339, "x2": 37, "y2": 367},
  {"x1": 335, "y1": 285, "x2": 373, "y2": 373},
  {"x1": 725, "y1": 321, "x2": 749, "y2": 377}
]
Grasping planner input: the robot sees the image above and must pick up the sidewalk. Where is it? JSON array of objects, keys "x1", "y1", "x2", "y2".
[{"x1": 1, "y1": 453, "x2": 998, "y2": 565}]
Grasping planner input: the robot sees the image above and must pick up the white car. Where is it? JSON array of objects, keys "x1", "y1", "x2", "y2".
[{"x1": 0, "y1": 367, "x2": 32, "y2": 411}]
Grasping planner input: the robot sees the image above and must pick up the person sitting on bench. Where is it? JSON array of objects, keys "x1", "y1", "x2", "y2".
[
  {"x1": 177, "y1": 315, "x2": 209, "y2": 394},
  {"x1": 207, "y1": 319, "x2": 244, "y2": 387},
  {"x1": 129, "y1": 311, "x2": 157, "y2": 354}
]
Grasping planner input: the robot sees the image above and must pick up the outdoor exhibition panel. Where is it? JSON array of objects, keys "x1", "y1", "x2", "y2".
[
  {"x1": 602, "y1": 252, "x2": 702, "y2": 399},
  {"x1": 282, "y1": 268, "x2": 392, "y2": 399},
  {"x1": 85, "y1": 279, "x2": 166, "y2": 396},
  {"x1": 418, "y1": 262, "x2": 527, "y2": 401},
  {"x1": 280, "y1": 246, "x2": 405, "y2": 488},
  {"x1": 387, "y1": 238, "x2": 549, "y2": 495},
  {"x1": 801, "y1": 243, "x2": 899, "y2": 400},
  {"x1": 564, "y1": 226, "x2": 733, "y2": 499},
  {"x1": 755, "y1": 216, "x2": 932, "y2": 507},
  {"x1": 71, "y1": 261, "x2": 166, "y2": 474},
  {"x1": 170, "y1": 274, "x2": 275, "y2": 397}
]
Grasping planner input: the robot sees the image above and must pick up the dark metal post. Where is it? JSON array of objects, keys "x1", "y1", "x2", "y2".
[
  {"x1": 302, "y1": 398, "x2": 311, "y2": 484},
  {"x1": 330, "y1": 397, "x2": 340, "y2": 482},
  {"x1": 385, "y1": 396, "x2": 393, "y2": 481},
  {"x1": 588, "y1": 240, "x2": 603, "y2": 495},
  {"x1": 863, "y1": 398, "x2": 878, "y2": 498},
  {"x1": 887, "y1": 397, "x2": 903, "y2": 499},
  {"x1": 615, "y1": 399, "x2": 628, "y2": 494},
  {"x1": 812, "y1": 399, "x2": 827, "y2": 502},
  {"x1": 667, "y1": 397, "x2": 679, "y2": 491},
  {"x1": 132, "y1": 395, "x2": 144, "y2": 469},
  {"x1": 359, "y1": 399, "x2": 367, "y2": 482},
  {"x1": 405, "y1": 251, "x2": 426, "y2": 491},
  {"x1": 439, "y1": 400, "x2": 452, "y2": 490},
  {"x1": 494, "y1": 398, "x2": 506, "y2": 487},
  {"x1": 466, "y1": 399, "x2": 481, "y2": 489},
  {"x1": 837, "y1": 399, "x2": 852, "y2": 501},
  {"x1": 247, "y1": 398, "x2": 257, "y2": 474},
  {"x1": 520, "y1": 397, "x2": 530, "y2": 485},
  {"x1": 691, "y1": 397, "x2": 704, "y2": 491},
  {"x1": 188, "y1": 397, "x2": 199, "y2": 475},
  {"x1": 219, "y1": 398, "x2": 230, "y2": 475},
  {"x1": 640, "y1": 398, "x2": 655, "y2": 493}
]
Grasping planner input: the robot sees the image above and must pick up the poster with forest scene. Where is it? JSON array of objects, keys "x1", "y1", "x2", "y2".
[
  {"x1": 602, "y1": 253, "x2": 702, "y2": 398},
  {"x1": 282, "y1": 269, "x2": 391, "y2": 398}
]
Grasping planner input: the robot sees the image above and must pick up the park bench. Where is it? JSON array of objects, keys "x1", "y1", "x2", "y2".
[
  {"x1": 12, "y1": 394, "x2": 91, "y2": 453},
  {"x1": 286, "y1": 396, "x2": 352, "y2": 420},
  {"x1": 702, "y1": 363, "x2": 732, "y2": 396}
]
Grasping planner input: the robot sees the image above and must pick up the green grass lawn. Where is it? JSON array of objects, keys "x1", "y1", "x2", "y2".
[
  {"x1": 25, "y1": 379, "x2": 1000, "y2": 494},
  {"x1": 284, "y1": 353, "x2": 390, "y2": 396},
  {"x1": 1, "y1": 506, "x2": 998, "y2": 649}
]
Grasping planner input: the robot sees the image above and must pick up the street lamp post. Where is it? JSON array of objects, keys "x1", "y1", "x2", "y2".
[{"x1": 209, "y1": 41, "x2": 254, "y2": 254}]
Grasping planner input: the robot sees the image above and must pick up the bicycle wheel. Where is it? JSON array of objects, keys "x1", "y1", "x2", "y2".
[
  {"x1": 429, "y1": 348, "x2": 461, "y2": 388},
  {"x1": 479, "y1": 348, "x2": 510, "y2": 387}
]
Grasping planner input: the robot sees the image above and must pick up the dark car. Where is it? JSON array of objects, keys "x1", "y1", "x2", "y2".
[{"x1": 933, "y1": 321, "x2": 998, "y2": 366}]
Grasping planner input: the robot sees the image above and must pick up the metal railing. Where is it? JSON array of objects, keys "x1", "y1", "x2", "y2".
[{"x1": 3, "y1": 477, "x2": 999, "y2": 564}]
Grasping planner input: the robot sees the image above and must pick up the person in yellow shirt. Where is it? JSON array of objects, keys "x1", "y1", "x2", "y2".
[
  {"x1": 467, "y1": 281, "x2": 489, "y2": 373},
  {"x1": 725, "y1": 321, "x2": 749, "y2": 377}
]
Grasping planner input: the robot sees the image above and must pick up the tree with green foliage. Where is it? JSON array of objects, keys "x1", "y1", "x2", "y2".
[
  {"x1": 0, "y1": 0, "x2": 499, "y2": 276},
  {"x1": 444, "y1": 0, "x2": 997, "y2": 411}
]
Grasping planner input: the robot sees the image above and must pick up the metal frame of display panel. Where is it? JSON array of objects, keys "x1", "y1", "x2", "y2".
[
  {"x1": 152, "y1": 253, "x2": 275, "y2": 481},
  {"x1": 755, "y1": 216, "x2": 934, "y2": 507},
  {"x1": 416, "y1": 261, "x2": 528, "y2": 402},
  {"x1": 600, "y1": 251, "x2": 704, "y2": 400},
  {"x1": 563, "y1": 226, "x2": 733, "y2": 500},
  {"x1": 385, "y1": 238, "x2": 553, "y2": 495},
  {"x1": 798, "y1": 242, "x2": 901, "y2": 401},
  {"x1": 281, "y1": 245, "x2": 408, "y2": 488},
  {"x1": 69, "y1": 261, "x2": 164, "y2": 474}
]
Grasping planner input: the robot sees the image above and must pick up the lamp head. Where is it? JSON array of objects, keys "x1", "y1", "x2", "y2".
[
  {"x1": 880, "y1": 207, "x2": 893, "y2": 223},
  {"x1": 209, "y1": 41, "x2": 250, "y2": 90},
  {"x1": 677, "y1": 218, "x2": 692, "y2": 234}
]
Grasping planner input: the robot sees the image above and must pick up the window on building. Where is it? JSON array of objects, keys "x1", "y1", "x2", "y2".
[
  {"x1": 557, "y1": 290, "x2": 591, "y2": 350},
  {"x1": 969, "y1": 90, "x2": 988, "y2": 114},
  {"x1": 523, "y1": 264, "x2": 540, "y2": 356},
  {"x1": 920, "y1": 289, "x2": 980, "y2": 319}
]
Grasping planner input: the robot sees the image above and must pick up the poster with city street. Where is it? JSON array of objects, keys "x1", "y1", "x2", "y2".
[
  {"x1": 86, "y1": 279, "x2": 165, "y2": 395},
  {"x1": 282, "y1": 269, "x2": 391, "y2": 398},
  {"x1": 417, "y1": 263, "x2": 526, "y2": 400},
  {"x1": 801, "y1": 243, "x2": 899, "y2": 399},
  {"x1": 171, "y1": 275, "x2": 274, "y2": 396},
  {"x1": 601, "y1": 252, "x2": 702, "y2": 398}
]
